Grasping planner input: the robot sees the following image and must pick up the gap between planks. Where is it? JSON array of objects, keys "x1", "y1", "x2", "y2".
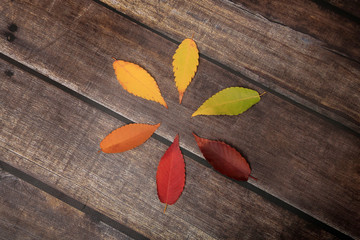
[
  {"x1": 0, "y1": 160, "x2": 149, "y2": 240},
  {"x1": 0, "y1": 53, "x2": 353, "y2": 240},
  {"x1": 311, "y1": 0, "x2": 360, "y2": 23}
]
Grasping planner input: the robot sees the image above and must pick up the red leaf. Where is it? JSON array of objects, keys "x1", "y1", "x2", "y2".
[
  {"x1": 193, "y1": 133, "x2": 253, "y2": 181},
  {"x1": 156, "y1": 135, "x2": 185, "y2": 211}
]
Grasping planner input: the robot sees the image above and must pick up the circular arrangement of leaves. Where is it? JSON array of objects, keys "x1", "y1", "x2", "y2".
[{"x1": 100, "y1": 38, "x2": 262, "y2": 212}]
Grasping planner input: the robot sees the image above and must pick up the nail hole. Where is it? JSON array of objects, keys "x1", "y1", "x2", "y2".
[
  {"x1": 5, "y1": 32, "x2": 16, "y2": 42},
  {"x1": 8, "y1": 23, "x2": 18, "y2": 32},
  {"x1": 5, "y1": 70, "x2": 14, "y2": 77}
]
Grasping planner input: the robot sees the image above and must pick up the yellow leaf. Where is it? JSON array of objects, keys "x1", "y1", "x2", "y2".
[
  {"x1": 172, "y1": 38, "x2": 199, "y2": 103},
  {"x1": 113, "y1": 60, "x2": 167, "y2": 108}
]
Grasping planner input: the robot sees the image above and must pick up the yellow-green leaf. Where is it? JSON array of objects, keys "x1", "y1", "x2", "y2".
[
  {"x1": 172, "y1": 38, "x2": 199, "y2": 103},
  {"x1": 192, "y1": 87, "x2": 261, "y2": 117},
  {"x1": 113, "y1": 60, "x2": 167, "y2": 108}
]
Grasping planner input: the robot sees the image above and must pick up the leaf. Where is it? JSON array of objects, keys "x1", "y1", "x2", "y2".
[
  {"x1": 192, "y1": 87, "x2": 260, "y2": 117},
  {"x1": 100, "y1": 123, "x2": 160, "y2": 153},
  {"x1": 193, "y1": 133, "x2": 253, "y2": 181},
  {"x1": 156, "y1": 134, "x2": 185, "y2": 212},
  {"x1": 172, "y1": 38, "x2": 199, "y2": 103},
  {"x1": 113, "y1": 60, "x2": 167, "y2": 108}
]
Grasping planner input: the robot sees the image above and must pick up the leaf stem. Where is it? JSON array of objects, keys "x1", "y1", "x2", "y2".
[
  {"x1": 259, "y1": 92, "x2": 267, "y2": 97},
  {"x1": 163, "y1": 203, "x2": 168, "y2": 213},
  {"x1": 112, "y1": 57, "x2": 117, "y2": 61},
  {"x1": 249, "y1": 175, "x2": 257, "y2": 181}
]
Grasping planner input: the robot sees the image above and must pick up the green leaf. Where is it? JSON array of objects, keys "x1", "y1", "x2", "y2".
[{"x1": 192, "y1": 87, "x2": 261, "y2": 117}]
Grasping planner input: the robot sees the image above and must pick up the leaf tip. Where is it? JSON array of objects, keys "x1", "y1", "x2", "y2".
[
  {"x1": 192, "y1": 132, "x2": 200, "y2": 140},
  {"x1": 249, "y1": 175, "x2": 257, "y2": 181},
  {"x1": 191, "y1": 111, "x2": 199, "y2": 117},
  {"x1": 179, "y1": 92, "x2": 184, "y2": 104},
  {"x1": 161, "y1": 99, "x2": 168, "y2": 109},
  {"x1": 174, "y1": 133, "x2": 180, "y2": 143}
]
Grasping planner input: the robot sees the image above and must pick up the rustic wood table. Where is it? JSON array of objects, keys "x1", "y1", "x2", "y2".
[{"x1": 1, "y1": 0, "x2": 359, "y2": 239}]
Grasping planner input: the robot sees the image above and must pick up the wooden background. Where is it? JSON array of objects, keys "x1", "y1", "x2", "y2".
[{"x1": 1, "y1": 0, "x2": 359, "y2": 239}]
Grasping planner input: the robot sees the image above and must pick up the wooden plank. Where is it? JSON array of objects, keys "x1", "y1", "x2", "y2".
[
  {"x1": 0, "y1": 169, "x2": 133, "y2": 240},
  {"x1": 321, "y1": 0, "x2": 360, "y2": 19},
  {"x1": 226, "y1": 0, "x2": 360, "y2": 60},
  {"x1": 97, "y1": 0, "x2": 360, "y2": 132},
  {"x1": 0, "y1": 0, "x2": 359, "y2": 238},
  {"x1": 0, "y1": 59, "x2": 341, "y2": 239}
]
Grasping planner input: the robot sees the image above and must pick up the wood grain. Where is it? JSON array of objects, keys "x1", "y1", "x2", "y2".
[
  {"x1": 98, "y1": 0, "x2": 360, "y2": 132},
  {"x1": 1, "y1": 0, "x2": 359, "y2": 238},
  {"x1": 0, "y1": 60, "x2": 339, "y2": 239},
  {"x1": 321, "y1": 0, "x2": 360, "y2": 18},
  {"x1": 227, "y1": 0, "x2": 360, "y2": 60},
  {"x1": 0, "y1": 169, "x2": 133, "y2": 240}
]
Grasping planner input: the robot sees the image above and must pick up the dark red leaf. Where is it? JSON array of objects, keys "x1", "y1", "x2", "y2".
[
  {"x1": 193, "y1": 133, "x2": 252, "y2": 181},
  {"x1": 156, "y1": 134, "x2": 185, "y2": 211}
]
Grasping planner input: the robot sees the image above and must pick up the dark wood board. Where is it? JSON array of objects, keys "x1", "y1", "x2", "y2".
[
  {"x1": 98, "y1": 0, "x2": 360, "y2": 132},
  {"x1": 0, "y1": 169, "x2": 133, "y2": 240},
  {"x1": 0, "y1": 0, "x2": 359, "y2": 238},
  {"x1": 0, "y1": 59, "x2": 340, "y2": 239},
  {"x1": 321, "y1": 0, "x2": 360, "y2": 19},
  {"x1": 227, "y1": 0, "x2": 360, "y2": 60}
]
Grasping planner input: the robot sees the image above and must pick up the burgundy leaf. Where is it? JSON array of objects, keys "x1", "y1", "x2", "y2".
[{"x1": 193, "y1": 133, "x2": 254, "y2": 181}]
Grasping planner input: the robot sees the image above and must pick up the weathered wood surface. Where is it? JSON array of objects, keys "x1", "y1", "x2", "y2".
[
  {"x1": 1, "y1": 0, "x2": 359, "y2": 238},
  {"x1": 0, "y1": 59, "x2": 339, "y2": 239},
  {"x1": 322, "y1": 0, "x2": 360, "y2": 18},
  {"x1": 227, "y1": 0, "x2": 360, "y2": 60},
  {"x1": 99, "y1": 0, "x2": 360, "y2": 133},
  {"x1": 0, "y1": 168, "x2": 133, "y2": 240}
]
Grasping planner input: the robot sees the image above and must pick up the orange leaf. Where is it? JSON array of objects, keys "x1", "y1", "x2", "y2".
[
  {"x1": 100, "y1": 123, "x2": 160, "y2": 153},
  {"x1": 113, "y1": 60, "x2": 167, "y2": 108}
]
